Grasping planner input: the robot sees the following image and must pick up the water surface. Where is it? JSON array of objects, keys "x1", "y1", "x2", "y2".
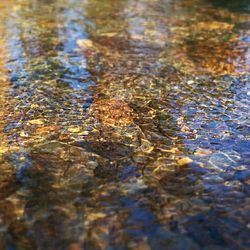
[{"x1": 0, "y1": 0, "x2": 250, "y2": 249}]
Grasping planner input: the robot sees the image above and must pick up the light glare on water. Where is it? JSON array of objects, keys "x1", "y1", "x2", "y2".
[{"x1": 0, "y1": 0, "x2": 249, "y2": 249}]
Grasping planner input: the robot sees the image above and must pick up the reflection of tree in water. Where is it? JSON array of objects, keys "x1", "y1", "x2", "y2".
[
  {"x1": 0, "y1": 1, "x2": 33, "y2": 248},
  {"x1": 160, "y1": 0, "x2": 250, "y2": 76},
  {"x1": 81, "y1": 0, "x2": 250, "y2": 249},
  {"x1": 0, "y1": 0, "x2": 249, "y2": 249},
  {"x1": 75, "y1": 0, "x2": 210, "y2": 249},
  {"x1": 1, "y1": 0, "x2": 203, "y2": 249},
  {"x1": 1, "y1": 0, "x2": 94, "y2": 248},
  {"x1": 4, "y1": 0, "x2": 93, "y2": 145},
  {"x1": 183, "y1": 25, "x2": 250, "y2": 75}
]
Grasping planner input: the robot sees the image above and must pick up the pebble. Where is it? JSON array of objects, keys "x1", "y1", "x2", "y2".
[
  {"x1": 194, "y1": 148, "x2": 213, "y2": 157},
  {"x1": 27, "y1": 119, "x2": 44, "y2": 125},
  {"x1": 177, "y1": 157, "x2": 193, "y2": 166},
  {"x1": 67, "y1": 127, "x2": 81, "y2": 133},
  {"x1": 76, "y1": 39, "x2": 93, "y2": 49}
]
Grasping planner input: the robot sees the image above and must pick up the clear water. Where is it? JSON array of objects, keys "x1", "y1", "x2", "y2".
[{"x1": 0, "y1": 0, "x2": 249, "y2": 249}]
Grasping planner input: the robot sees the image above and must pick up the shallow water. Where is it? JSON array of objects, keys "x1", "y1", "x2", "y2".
[{"x1": 0, "y1": 0, "x2": 250, "y2": 249}]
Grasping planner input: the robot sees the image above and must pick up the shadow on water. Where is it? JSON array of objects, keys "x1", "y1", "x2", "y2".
[
  {"x1": 207, "y1": 0, "x2": 250, "y2": 13},
  {"x1": 0, "y1": 0, "x2": 249, "y2": 249}
]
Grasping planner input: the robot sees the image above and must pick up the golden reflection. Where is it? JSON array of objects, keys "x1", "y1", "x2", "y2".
[{"x1": 0, "y1": 0, "x2": 249, "y2": 249}]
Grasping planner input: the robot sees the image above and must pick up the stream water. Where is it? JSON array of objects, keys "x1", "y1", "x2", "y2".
[{"x1": 0, "y1": 0, "x2": 249, "y2": 249}]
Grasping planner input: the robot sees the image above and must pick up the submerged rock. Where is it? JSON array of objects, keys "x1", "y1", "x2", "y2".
[
  {"x1": 90, "y1": 99, "x2": 135, "y2": 126},
  {"x1": 177, "y1": 157, "x2": 193, "y2": 167}
]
